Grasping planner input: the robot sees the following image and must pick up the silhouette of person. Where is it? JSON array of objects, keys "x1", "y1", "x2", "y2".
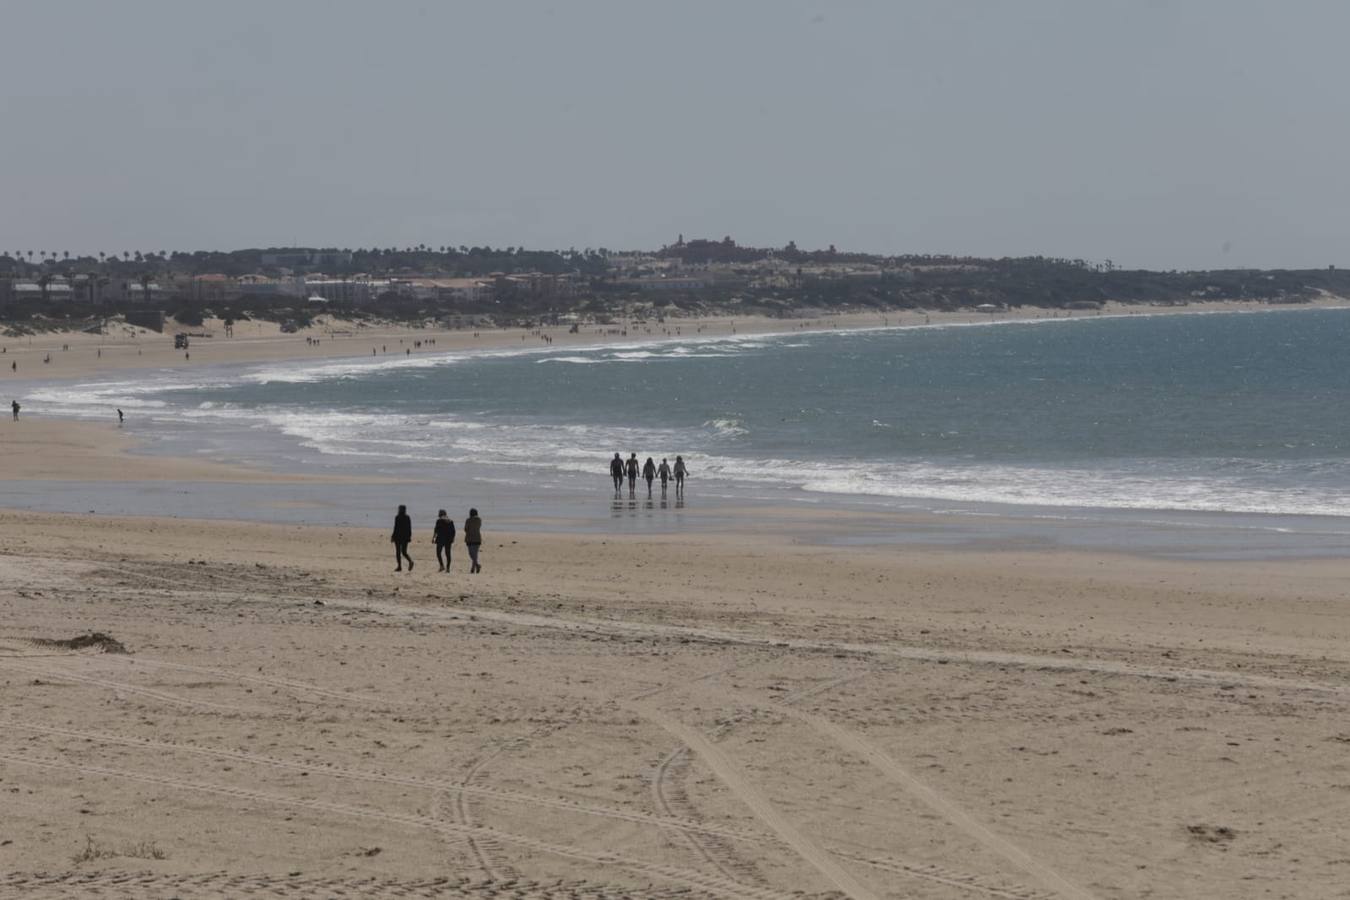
[
  {"x1": 10, "y1": 400, "x2": 19, "y2": 421},
  {"x1": 433, "y1": 509, "x2": 455, "y2": 572},
  {"x1": 673, "y1": 455, "x2": 688, "y2": 496},
  {"x1": 464, "y1": 508, "x2": 483, "y2": 574},
  {"x1": 657, "y1": 458, "x2": 672, "y2": 492},
  {"x1": 609, "y1": 452, "x2": 624, "y2": 493},
  {"x1": 642, "y1": 457, "x2": 656, "y2": 497},
  {"x1": 391, "y1": 504, "x2": 414, "y2": 571},
  {"x1": 625, "y1": 453, "x2": 639, "y2": 493},
  {"x1": 116, "y1": 408, "x2": 124, "y2": 425}
]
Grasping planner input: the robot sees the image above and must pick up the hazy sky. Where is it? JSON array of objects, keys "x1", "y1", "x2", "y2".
[{"x1": 2, "y1": 1, "x2": 1346, "y2": 269}]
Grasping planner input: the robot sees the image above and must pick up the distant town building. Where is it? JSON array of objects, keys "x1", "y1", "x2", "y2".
[
  {"x1": 409, "y1": 278, "x2": 496, "y2": 305},
  {"x1": 621, "y1": 276, "x2": 709, "y2": 292},
  {"x1": 237, "y1": 274, "x2": 305, "y2": 297},
  {"x1": 303, "y1": 277, "x2": 380, "y2": 305}
]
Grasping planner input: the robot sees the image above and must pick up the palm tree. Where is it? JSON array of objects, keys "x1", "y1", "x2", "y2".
[
  {"x1": 138, "y1": 272, "x2": 154, "y2": 303},
  {"x1": 36, "y1": 273, "x2": 52, "y2": 303}
]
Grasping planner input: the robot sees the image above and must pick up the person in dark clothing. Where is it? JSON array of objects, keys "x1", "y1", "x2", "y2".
[
  {"x1": 464, "y1": 508, "x2": 483, "y2": 574},
  {"x1": 10, "y1": 400, "x2": 18, "y2": 421},
  {"x1": 391, "y1": 504, "x2": 414, "y2": 571},
  {"x1": 432, "y1": 509, "x2": 455, "y2": 572},
  {"x1": 609, "y1": 452, "x2": 624, "y2": 493},
  {"x1": 625, "y1": 453, "x2": 639, "y2": 493},
  {"x1": 642, "y1": 457, "x2": 656, "y2": 497},
  {"x1": 657, "y1": 458, "x2": 672, "y2": 493},
  {"x1": 117, "y1": 408, "x2": 124, "y2": 425},
  {"x1": 673, "y1": 455, "x2": 689, "y2": 496}
]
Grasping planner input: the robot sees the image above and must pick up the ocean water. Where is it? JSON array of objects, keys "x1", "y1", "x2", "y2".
[{"x1": 23, "y1": 308, "x2": 1350, "y2": 525}]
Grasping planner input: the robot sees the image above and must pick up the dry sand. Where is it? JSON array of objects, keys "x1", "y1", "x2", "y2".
[
  {"x1": 2, "y1": 507, "x2": 1349, "y2": 898},
  {"x1": 3, "y1": 302, "x2": 1350, "y2": 897}
]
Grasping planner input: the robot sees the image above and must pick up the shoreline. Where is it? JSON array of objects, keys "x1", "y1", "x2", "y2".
[
  {"x1": 5, "y1": 300, "x2": 1350, "y2": 560},
  {"x1": 4, "y1": 297, "x2": 1345, "y2": 384}
]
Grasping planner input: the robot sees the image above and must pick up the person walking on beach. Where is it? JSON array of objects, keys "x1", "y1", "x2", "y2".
[
  {"x1": 625, "y1": 453, "x2": 639, "y2": 494},
  {"x1": 642, "y1": 457, "x2": 656, "y2": 497},
  {"x1": 657, "y1": 458, "x2": 672, "y2": 494},
  {"x1": 610, "y1": 452, "x2": 624, "y2": 494},
  {"x1": 432, "y1": 509, "x2": 455, "y2": 572},
  {"x1": 391, "y1": 504, "x2": 414, "y2": 572},
  {"x1": 116, "y1": 408, "x2": 124, "y2": 425},
  {"x1": 10, "y1": 400, "x2": 19, "y2": 421},
  {"x1": 464, "y1": 508, "x2": 483, "y2": 574},
  {"x1": 673, "y1": 455, "x2": 688, "y2": 496}
]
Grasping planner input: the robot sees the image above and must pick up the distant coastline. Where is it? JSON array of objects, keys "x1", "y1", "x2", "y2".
[
  {"x1": 3, "y1": 296, "x2": 1348, "y2": 386},
  {"x1": 4, "y1": 241, "x2": 1348, "y2": 341}
]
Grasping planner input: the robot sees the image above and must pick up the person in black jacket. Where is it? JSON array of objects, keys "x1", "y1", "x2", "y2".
[
  {"x1": 432, "y1": 509, "x2": 456, "y2": 572},
  {"x1": 464, "y1": 508, "x2": 483, "y2": 574},
  {"x1": 391, "y1": 504, "x2": 414, "y2": 572}
]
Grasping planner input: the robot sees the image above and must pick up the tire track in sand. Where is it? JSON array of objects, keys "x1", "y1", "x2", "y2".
[
  {"x1": 773, "y1": 703, "x2": 1099, "y2": 900},
  {"x1": 837, "y1": 851, "x2": 1059, "y2": 900},
  {"x1": 639, "y1": 658, "x2": 774, "y2": 887},
  {"x1": 652, "y1": 745, "x2": 752, "y2": 884},
  {"x1": 0, "y1": 869, "x2": 713, "y2": 899},
  {"x1": 628, "y1": 701, "x2": 880, "y2": 900},
  {"x1": 443, "y1": 734, "x2": 538, "y2": 882},
  {"x1": 0, "y1": 753, "x2": 785, "y2": 900},
  {"x1": 0, "y1": 720, "x2": 768, "y2": 846}
]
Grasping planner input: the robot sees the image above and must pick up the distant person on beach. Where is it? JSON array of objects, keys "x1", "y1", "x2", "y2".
[
  {"x1": 610, "y1": 452, "x2": 624, "y2": 492},
  {"x1": 391, "y1": 504, "x2": 414, "y2": 572},
  {"x1": 626, "y1": 453, "x2": 639, "y2": 493},
  {"x1": 464, "y1": 508, "x2": 483, "y2": 574},
  {"x1": 657, "y1": 458, "x2": 672, "y2": 492},
  {"x1": 673, "y1": 455, "x2": 688, "y2": 495},
  {"x1": 643, "y1": 457, "x2": 656, "y2": 496},
  {"x1": 10, "y1": 400, "x2": 19, "y2": 421},
  {"x1": 117, "y1": 408, "x2": 124, "y2": 425},
  {"x1": 432, "y1": 509, "x2": 455, "y2": 572}
]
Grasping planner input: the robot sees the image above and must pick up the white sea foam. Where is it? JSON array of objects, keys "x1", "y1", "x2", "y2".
[
  {"x1": 23, "y1": 307, "x2": 1350, "y2": 521},
  {"x1": 145, "y1": 399, "x2": 1350, "y2": 518},
  {"x1": 703, "y1": 418, "x2": 748, "y2": 438}
]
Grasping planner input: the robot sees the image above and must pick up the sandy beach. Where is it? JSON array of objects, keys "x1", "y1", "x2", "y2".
[
  {"x1": 3, "y1": 404, "x2": 1350, "y2": 898},
  {"x1": 4, "y1": 298, "x2": 1343, "y2": 384},
  {"x1": 4, "y1": 300, "x2": 1350, "y2": 898}
]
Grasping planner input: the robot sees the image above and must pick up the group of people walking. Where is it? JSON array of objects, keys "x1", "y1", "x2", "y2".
[
  {"x1": 391, "y1": 505, "x2": 483, "y2": 574},
  {"x1": 610, "y1": 452, "x2": 688, "y2": 497}
]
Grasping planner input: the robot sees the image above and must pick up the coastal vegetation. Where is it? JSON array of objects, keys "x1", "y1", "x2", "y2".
[{"x1": 1, "y1": 240, "x2": 1347, "y2": 333}]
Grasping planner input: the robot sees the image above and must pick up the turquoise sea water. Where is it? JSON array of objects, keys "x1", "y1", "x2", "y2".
[{"x1": 26, "y1": 308, "x2": 1350, "y2": 520}]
